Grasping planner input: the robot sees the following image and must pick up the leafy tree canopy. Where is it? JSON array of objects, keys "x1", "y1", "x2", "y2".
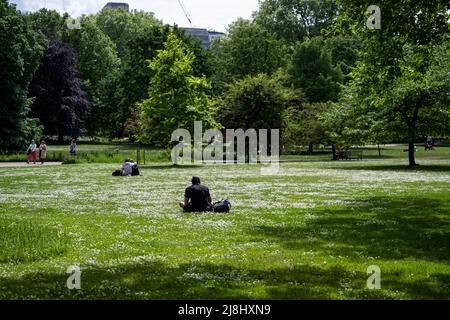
[
  {"x1": 136, "y1": 33, "x2": 217, "y2": 146},
  {"x1": 254, "y1": 0, "x2": 340, "y2": 43},
  {"x1": 0, "y1": 0, "x2": 47, "y2": 151},
  {"x1": 210, "y1": 18, "x2": 287, "y2": 91},
  {"x1": 28, "y1": 36, "x2": 89, "y2": 141},
  {"x1": 289, "y1": 38, "x2": 343, "y2": 102}
]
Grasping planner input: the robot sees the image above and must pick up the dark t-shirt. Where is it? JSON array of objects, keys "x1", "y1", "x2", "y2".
[{"x1": 184, "y1": 184, "x2": 211, "y2": 212}]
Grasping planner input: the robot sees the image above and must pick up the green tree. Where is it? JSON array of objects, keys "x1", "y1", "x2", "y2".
[
  {"x1": 254, "y1": 0, "x2": 340, "y2": 43},
  {"x1": 136, "y1": 33, "x2": 217, "y2": 146},
  {"x1": 173, "y1": 26, "x2": 214, "y2": 78},
  {"x1": 95, "y1": 9, "x2": 211, "y2": 137},
  {"x1": 28, "y1": 37, "x2": 90, "y2": 141},
  {"x1": 26, "y1": 8, "x2": 66, "y2": 37},
  {"x1": 335, "y1": 0, "x2": 450, "y2": 166},
  {"x1": 210, "y1": 19, "x2": 287, "y2": 91},
  {"x1": 0, "y1": 0, "x2": 47, "y2": 151},
  {"x1": 323, "y1": 35, "x2": 360, "y2": 81},
  {"x1": 289, "y1": 38, "x2": 343, "y2": 102},
  {"x1": 64, "y1": 16, "x2": 121, "y2": 137},
  {"x1": 282, "y1": 102, "x2": 330, "y2": 154},
  {"x1": 95, "y1": 9, "x2": 166, "y2": 137},
  {"x1": 96, "y1": 8, "x2": 161, "y2": 59},
  {"x1": 218, "y1": 73, "x2": 299, "y2": 130}
]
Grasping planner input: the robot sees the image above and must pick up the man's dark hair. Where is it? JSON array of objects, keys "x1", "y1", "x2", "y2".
[{"x1": 192, "y1": 176, "x2": 201, "y2": 185}]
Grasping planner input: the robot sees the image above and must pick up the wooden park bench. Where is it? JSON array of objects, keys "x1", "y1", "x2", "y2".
[{"x1": 336, "y1": 149, "x2": 363, "y2": 160}]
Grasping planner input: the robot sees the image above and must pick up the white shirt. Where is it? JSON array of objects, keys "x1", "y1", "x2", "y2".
[
  {"x1": 123, "y1": 162, "x2": 134, "y2": 176},
  {"x1": 28, "y1": 143, "x2": 37, "y2": 152}
]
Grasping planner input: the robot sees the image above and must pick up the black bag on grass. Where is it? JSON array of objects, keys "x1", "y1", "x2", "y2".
[
  {"x1": 131, "y1": 164, "x2": 140, "y2": 176},
  {"x1": 213, "y1": 199, "x2": 231, "y2": 213},
  {"x1": 112, "y1": 170, "x2": 123, "y2": 176}
]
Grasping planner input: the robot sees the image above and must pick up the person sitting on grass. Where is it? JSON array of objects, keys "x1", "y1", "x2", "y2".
[
  {"x1": 122, "y1": 158, "x2": 133, "y2": 176},
  {"x1": 179, "y1": 176, "x2": 213, "y2": 212},
  {"x1": 112, "y1": 159, "x2": 141, "y2": 176}
]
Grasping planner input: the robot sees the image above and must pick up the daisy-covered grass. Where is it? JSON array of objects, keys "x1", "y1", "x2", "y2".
[
  {"x1": 0, "y1": 147, "x2": 449, "y2": 299},
  {"x1": 0, "y1": 217, "x2": 70, "y2": 264}
]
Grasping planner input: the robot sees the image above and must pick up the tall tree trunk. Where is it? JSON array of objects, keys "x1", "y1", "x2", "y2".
[
  {"x1": 378, "y1": 143, "x2": 381, "y2": 157},
  {"x1": 407, "y1": 123, "x2": 416, "y2": 166},
  {"x1": 57, "y1": 127, "x2": 63, "y2": 143},
  {"x1": 308, "y1": 142, "x2": 313, "y2": 154},
  {"x1": 332, "y1": 144, "x2": 337, "y2": 160}
]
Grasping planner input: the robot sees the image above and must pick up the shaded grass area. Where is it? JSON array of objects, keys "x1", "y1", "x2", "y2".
[{"x1": 0, "y1": 152, "x2": 449, "y2": 299}]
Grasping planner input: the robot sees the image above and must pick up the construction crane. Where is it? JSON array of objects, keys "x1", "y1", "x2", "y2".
[{"x1": 177, "y1": 0, "x2": 194, "y2": 27}]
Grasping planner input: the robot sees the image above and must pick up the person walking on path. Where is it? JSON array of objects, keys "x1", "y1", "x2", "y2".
[
  {"x1": 26, "y1": 139, "x2": 37, "y2": 164},
  {"x1": 39, "y1": 140, "x2": 47, "y2": 164}
]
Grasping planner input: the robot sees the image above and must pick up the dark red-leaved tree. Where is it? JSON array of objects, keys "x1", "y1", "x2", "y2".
[{"x1": 29, "y1": 36, "x2": 89, "y2": 141}]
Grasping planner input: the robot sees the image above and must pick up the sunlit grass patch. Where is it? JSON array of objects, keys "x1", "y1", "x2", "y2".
[{"x1": 0, "y1": 217, "x2": 71, "y2": 263}]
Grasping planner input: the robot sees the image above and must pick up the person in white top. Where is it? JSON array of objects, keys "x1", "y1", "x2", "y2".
[
  {"x1": 26, "y1": 139, "x2": 37, "y2": 164},
  {"x1": 122, "y1": 159, "x2": 135, "y2": 176}
]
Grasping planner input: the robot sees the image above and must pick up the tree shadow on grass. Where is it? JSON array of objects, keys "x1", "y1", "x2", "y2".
[
  {"x1": 247, "y1": 196, "x2": 450, "y2": 299},
  {"x1": 0, "y1": 261, "x2": 397, "y2": 300},
  {"x1": 2, "y1": 259, "x2": 449, "y2": 299},
  {"x1": 250, "y1": 197, "x2": 450, "y2": 262}
]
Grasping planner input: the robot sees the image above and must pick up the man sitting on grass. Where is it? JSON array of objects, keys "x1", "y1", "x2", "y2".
[{"x1": 179, "y1": 177, "x2": 213, "y2": 212}]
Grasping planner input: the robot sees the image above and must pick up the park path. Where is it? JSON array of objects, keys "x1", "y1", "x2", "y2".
[{"x1": 0, "y1": 162, "x2": 62, "y2": 168}]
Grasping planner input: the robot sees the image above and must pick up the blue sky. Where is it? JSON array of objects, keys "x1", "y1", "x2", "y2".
[{"x1": 10, "y1": 0, "x2": 260, "y2": 32}]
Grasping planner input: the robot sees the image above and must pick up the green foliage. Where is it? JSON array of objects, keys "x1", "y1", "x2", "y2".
[
  {"x1": 28, "y1": 36, "x2": 90, "y2": 140},
  {"x1": 210, "y1": 19, "x2": 287, "y2": 91},
  {"x1": 282, "y1": 102, "x2": 330, "y2": 152},
  {"x1": 0, "y1": 0, "x2": 47, "y2": 152},
  {"x1": 335, "y1": 0, "x2": 449, "y2": 85},
  {"x1": 384, "y1": 43, "x2": 450, "y2": 137},
  {"x1": 63, "y1": 16, "x2": 121, "y2": 137},
  {"x1": 94, "y1": 10, "x2": 212, "y2": 137},
  {"x1": 26, "y1": 8, "x2": 67, "y2": 37},
  {"x1": 173, "y1": 26, "x2": 214, "y2": 78},
  {"x1": 254, "y1": 0, "x2": 340, "y2": 43},
  {"x1": 218, "y1": 73, "x2": 299, "y2": 130},
  {"x1": 289, "y1": 38, "x2": 343, "y2": 102},
  {"x1": 333, "y1": 0, "x2": 450, "y2": 165},
  {"x1": 95, "y1": 9, "x2": 166, "y2": 137},
  {"x1": 323, "y1": 34, "x2": 360, "y2": 81},
  {"x1": 137, "y1": 33, "x2": 217, "y2": 146}
]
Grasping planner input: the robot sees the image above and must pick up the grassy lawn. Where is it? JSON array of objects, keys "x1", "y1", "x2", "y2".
[
  {"x1": 0, "y1": 145, "x2": 449, "y2": 299},
  {"x1": 0, "y1": 143, "x2": 169, "y2": 164}
]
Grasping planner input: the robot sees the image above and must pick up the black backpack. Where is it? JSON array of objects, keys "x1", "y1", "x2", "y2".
[
  {"x1": 131, "y1": 164, "x2": 140, "y2": 176},
  {"x1": 112, "y1": 170, "x2": 123, "y2": 176},
  {"x1": 213, "y1": 199, "x2": 231, "y2": 213}
]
